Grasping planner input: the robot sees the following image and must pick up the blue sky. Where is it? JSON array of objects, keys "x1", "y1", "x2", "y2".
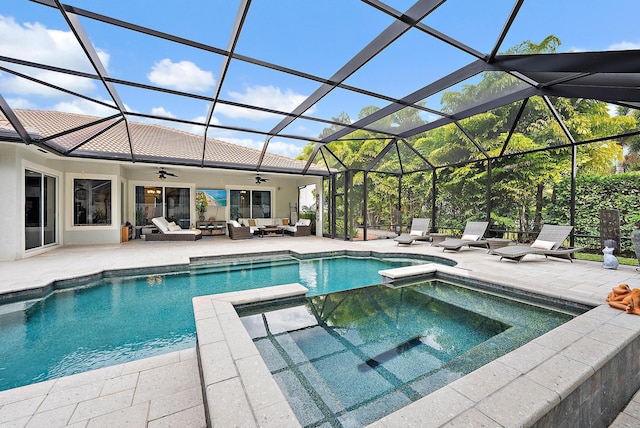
[{"x1": 1, "y1": 0, "x2": 640, "y2": 158}]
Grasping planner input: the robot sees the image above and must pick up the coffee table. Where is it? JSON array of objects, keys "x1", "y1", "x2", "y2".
[{"x1": 259, "y1": 226, "x2": 284, "y2": 238}]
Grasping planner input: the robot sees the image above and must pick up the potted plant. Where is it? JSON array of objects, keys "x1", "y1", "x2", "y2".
[{"x1": 195, "y1": 192, "x2": 208, "y2": 222}]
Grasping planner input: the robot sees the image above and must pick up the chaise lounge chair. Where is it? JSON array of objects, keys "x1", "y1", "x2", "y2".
[
  {"x1": 434, "y1": 221, "x2": 489, "y2": 252},
  {"x1": 146, "y1": 217, "x2": 202, "y2": 241},
  {"x1": 394, "y1": 218, "x2": 431, "y2": 245},
  {"x1": 492, "y1": 224, "x2": 584, "y2": 263}
]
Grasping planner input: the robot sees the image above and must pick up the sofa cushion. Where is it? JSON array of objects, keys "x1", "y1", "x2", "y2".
[{"x1": 297, "y1": 219, "x2": 311, "y2": 227}]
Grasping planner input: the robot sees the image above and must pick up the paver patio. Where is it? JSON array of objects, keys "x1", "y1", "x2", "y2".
[{"x1": 1, "y1": 235, "x2": 639, "y2": 426}]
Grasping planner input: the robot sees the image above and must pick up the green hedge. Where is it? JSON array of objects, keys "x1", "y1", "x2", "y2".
[{"x1": 547, "y1": 172, "x2": 640, "y2": 255}]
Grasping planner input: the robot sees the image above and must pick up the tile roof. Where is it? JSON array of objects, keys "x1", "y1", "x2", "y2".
[{"x1": 0, "y1": 110, "x2": 327, "y2": 175}]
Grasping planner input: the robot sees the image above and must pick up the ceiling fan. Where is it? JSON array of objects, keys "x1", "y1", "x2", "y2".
[
  {"x1": 255, "y1": 174, "x2": 269, "y2": 184},
  {"x1": 157, "y1": 168, "x2": 177, "y2": 180}
]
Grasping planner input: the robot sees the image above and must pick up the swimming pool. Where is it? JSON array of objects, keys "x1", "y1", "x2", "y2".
[
  {"x1": 0, "y1": 253, "x2": 434, "y2": 391},
  {"x1": 238, "y1": 280, "x2": 577, "y2": 427}
]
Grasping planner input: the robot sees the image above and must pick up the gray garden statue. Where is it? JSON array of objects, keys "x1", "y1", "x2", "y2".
[{"x1": 602, "y1": 239, "x2": 619, "y2": 270}]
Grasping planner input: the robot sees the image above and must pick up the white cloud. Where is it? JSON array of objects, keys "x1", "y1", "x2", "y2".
[
  {"x1": 608, "y1": 41, "x2": 640, "y2": 51},
  {"x1": 570, "y1": 41, "x2": 640, "y2": 53},
  {"x1": 0, "y1": 71, "x2": 97, "y2": 98},
  {"x1": 0, "y1": 14, "x2": 109, "y2": 83},
  {"x1": 51, "y1": 98, "x2": 119, "y2": 117},
  {"x1": 216, "y1": 85, "x2": 311, "y2": 120},
  {"x1": 0, "y1": 15, "x2": 109, "y2": 98},
  {"x1": 219, "y1": 136, "x2": 303, "y2": 158},
  {"x1": 5, "y1": 97, "x2": 38, "y2": 109},
  {"x1": 265, "y1": 140, "x2": 304, "y2": 158},
  {"x1": 147, "y1": 59, "x2": 215, "y2": 92},
  {"x1": 150, "y1": 107, "x2": 176, "y2": 119}
]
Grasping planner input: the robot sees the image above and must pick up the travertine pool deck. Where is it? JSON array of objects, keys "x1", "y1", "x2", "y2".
[{"x1": 1, "y1": 235, "x2": 640, "y2": 426}]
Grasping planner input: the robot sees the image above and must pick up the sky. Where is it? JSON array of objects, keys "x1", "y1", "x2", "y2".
[{"x1": 1, "y1": 0, "x2": 640, "y2": 158}]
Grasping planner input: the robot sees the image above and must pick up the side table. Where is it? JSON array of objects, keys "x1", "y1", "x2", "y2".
[
  {"x1": 430, "y1": 233, "x2": 449, "y2": 246},
  {"x1": 486, "y1": 238, "x2": 512, "y2": 253}
]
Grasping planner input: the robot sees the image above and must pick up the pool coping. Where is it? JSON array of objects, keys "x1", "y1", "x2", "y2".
[
  {"x1": 193, "y1": 264, "x2": 640, "y2": 427},
  {"x1": 193, "y1": 283, "x2": 307, "y2": 428}
]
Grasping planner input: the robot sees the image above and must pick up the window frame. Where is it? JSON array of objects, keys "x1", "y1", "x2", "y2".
[{"x1": 67, "y1": 173, "x2": 119, "y2": 231}]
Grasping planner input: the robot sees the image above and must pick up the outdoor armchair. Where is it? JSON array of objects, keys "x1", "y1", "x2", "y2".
[{"x1": 227, "y1": 220, "x2": 253, "y2": 240}]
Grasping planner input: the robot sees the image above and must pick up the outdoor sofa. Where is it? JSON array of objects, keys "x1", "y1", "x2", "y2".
[
  {"x1": 238, "y1": 218, "x2": 290, "y2": 235},
  {"x1": 282, "y1": 218, "x2": 312, "y2": 237},
  {"x1": 146, "y1": 217, "x2": 202, "y2": 241}
]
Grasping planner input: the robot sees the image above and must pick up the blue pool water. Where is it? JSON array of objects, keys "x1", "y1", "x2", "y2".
[
  {"x1": 239, "y1": 281, "x2": 575, "y2": 427},
  {"x1": 0, "y1": 255, "x2": 423, "y2": 391}
]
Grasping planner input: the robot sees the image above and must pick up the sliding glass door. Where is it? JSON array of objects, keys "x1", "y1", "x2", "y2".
[
  {"x1": 229, "y1": 189, "x2": 271, "y2": 220},
  {"x1": 134, "y1": 185, "x2": 191, "y2": 228},
  {"x1": 25, "y1": 169, "x2": 57, "y2": 251}
]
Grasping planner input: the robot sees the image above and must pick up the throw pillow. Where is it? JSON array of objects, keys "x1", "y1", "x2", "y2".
[
  {"x1": 231, "y1": 220, "x2": 241, "y2": 228},
  {"x1": 461, "y1": 234, "x2": 479, "y2": 241},
  {"x1": 248, "y1": 219, "x2": 256, "y2": 227},
  {"x1": 531, "y1": 239, "x2": 555, "y2": 250},
  {"x1": 282, "y1": 218, "x2": 289, "y2": 226},
  {"x1": 168, "y1": 224, "x2": 182, "y2": 231}
]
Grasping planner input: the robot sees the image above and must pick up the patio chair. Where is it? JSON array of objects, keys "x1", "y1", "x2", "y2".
[
  {"x1": 227, "y1": 220, "x2": 253, "y2": 240},
  {"x1": 434, "y1": 221, "x2": 489, "y2": 252},
  {"x1": 492, "y1": 224, "x2": 584, "y2": 263},
  {"x1": 394, "y1": 218, "x2": 431, "y2": 245}
]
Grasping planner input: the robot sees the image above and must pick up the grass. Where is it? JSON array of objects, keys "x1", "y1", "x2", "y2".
[{"x1": 575, "y1": 252, "x2": 639, "y2": 266}]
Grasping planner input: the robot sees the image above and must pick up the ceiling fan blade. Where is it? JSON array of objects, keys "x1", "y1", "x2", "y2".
[{"x1": 157, "y1": 169, "x2": 177, "y2": 177}]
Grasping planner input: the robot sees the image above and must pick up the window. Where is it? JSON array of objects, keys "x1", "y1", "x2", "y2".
[
  {"x1": 229, "y1": 189, "x2": 271, "y2": 219},
  {"x1": 73, "y1": 179, "x2": 112, "y2": 226}
]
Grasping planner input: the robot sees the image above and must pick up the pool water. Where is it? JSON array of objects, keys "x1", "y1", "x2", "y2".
[
  {"x1": 0, "y1": 255, "x2": 422, "y2": 391},
  {"x1": 238, "y1": 281, "x2": 575, "y2": 428}
]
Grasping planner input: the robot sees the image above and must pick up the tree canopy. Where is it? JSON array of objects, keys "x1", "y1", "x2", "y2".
[{"x1": 300, "y1": 36, "x2": 639, "y2": 237}]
